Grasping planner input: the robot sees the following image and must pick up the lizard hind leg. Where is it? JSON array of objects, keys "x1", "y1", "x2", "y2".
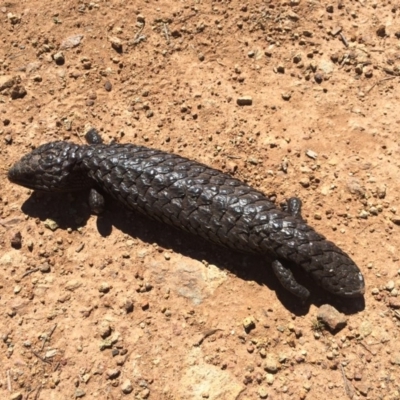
[
  {"x1": 85, "y1": 127, "x2": 106, "y2": 214},
  {"x1": 271, "y1": 259, "x2": 310, "y2": 300},
  {"x1": 85, "y1": 127, "x2": 104, "y2": 144},
  {"x1": 281, "y1": 197, "x2": 303, "y2": 219},
  {"x1": 89, "y1": 188, "x2": 105, "y2": 214}
]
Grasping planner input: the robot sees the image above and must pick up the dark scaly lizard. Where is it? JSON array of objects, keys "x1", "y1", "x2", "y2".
[{"x1": 8, "y1": 135, "x2": 365, "y2": 300}]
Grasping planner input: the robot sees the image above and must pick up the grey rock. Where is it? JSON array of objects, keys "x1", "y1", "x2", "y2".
[{"x1": 60, "y1": 34, "x2": 84, "y2": 50}]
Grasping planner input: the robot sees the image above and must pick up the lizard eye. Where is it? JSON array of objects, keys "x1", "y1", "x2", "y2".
[{"x1": 42, "y1": 153, "x2": 57, "y2": 169}]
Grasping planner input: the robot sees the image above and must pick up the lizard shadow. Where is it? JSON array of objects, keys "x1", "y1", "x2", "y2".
[{"x1": 21, "y1": 191, "x2": 365, "y2": 317}]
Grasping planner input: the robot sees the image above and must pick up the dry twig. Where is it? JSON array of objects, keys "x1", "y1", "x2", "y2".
[
  {"x1": 41, "y1": 324, "x2": 58, "y2": 351},
  {"x1": 366, "y1": 76, "x2": 396, "y2": 95},
  {"x1": 340, "y1": 364, "x2": 355, "y2": 399},
  {"x1": 339, "y1": 32, "x2": 349, "y2": 47},
  {"x1": 6, "y1": 369, "x2": 12, "y2": 392},
  {"x1": 21, "y1": 268, "x2": 39, "y2": 279},
  {"x1": 32, "y1": 350, "x2": 51, "y2": 364},
  {"x1": 162, "y1": 23, "x2": 170, "y2": 44},
  {"x1": 194, "y1": 328, "x2": 223, "y2": 346}
]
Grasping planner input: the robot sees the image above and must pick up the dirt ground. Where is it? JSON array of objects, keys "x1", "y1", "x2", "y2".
[{"x1": 1, "y1": 0, "x2": 400, "y2": 399}]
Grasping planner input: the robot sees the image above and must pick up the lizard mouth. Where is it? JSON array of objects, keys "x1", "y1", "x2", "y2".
[
  {"x1": 341, "y1": 272, "x2": 365, "y2": 297},
  {"x1": 8, "y1": 162, "x2": 37, "y2": 190}
]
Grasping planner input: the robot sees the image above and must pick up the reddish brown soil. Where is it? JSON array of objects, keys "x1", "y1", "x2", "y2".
[{"x1": 1, "y1": 1, "x2": 400, "y2": 399}]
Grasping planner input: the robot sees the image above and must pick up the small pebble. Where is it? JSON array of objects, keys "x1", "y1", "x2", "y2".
[
  {"x1": 109, "y1": 36, "x2": 123, "y2": 52},
  {"x1": 40, "y1": 263, "x2": 51, "y2": 273},
  {"x1": 121, "y1": 379, "x2": 133, "y2": 394},
  {"x1": 293, "y1": 54, "x2": 302, "y2": 63},
  {"x1": 10, "y1": 393, "x2": 23, "y2": 400},
  {"x1": 75, "y1": 243, "x2": 84, "y2": 253},
  {"x1": 391, "y1": 217, "x2": 400, "y2": 226},
  {"x1": 65, "y1": 280, "x2": 82, "y2": 291},
  {"x1": 75, "y1": 388, "x2": 86, "y2": 398},
  {"x1": 104, "y1": 80, "x2": 112, "y2": 92},
  {"x1": 359, "y1": 210, "x2": 369, "y2": 219},
  {"x1": 317, "y1": 304, "x2": 347, "y2": 331},
  {"x1": 10, "y1": 231, "x2": 22, "y2": 249},
  {"x1": 45, "y1": 349, "x2": 58, "y2": 358},
  {"x1": 258, "y1": 387, "x2": 269, "y2": 399},
  {"x1": 0, "y1": 75, "x2": 15, "y2": 91},
  {"x1": 7, "y1": 13, "x2": 20, "y2": 24},
  {"x1": 81, "y1": 373, "x2": 91, "y2": 384},
  {"x1": 356, "y1": 383, "x2": 369, "y2": 396},
  {"x1": 105, "y1": 368, "x2": 120, "y2": 379},
  {"x1": 122, "y1": 299, "x2": 134, "y2": 313},
  {"x1": 98, "y1": 320, "x2": 112, "y2": 338},
  {"x1": 306, "y1": 149, "x2": 318, "y2": 159},
  {"x1": 112, "y1": 349, "x2": 119, "y2": 357},
  {"x1": 82, "y1": 60, "x2": 91, "y2": 69},
  {"x1": 4, "y1": 134, "x2": 12, "y2": 144},
  {"x1": 326, "y1": 351, "x2": 334, "y2": 360},
  {"x1": 369, "y1": 206, "x2": 379, "y2": 216},
  {"x1": 263, "y1": 354, "x2": 278, "y2": 373},
  {"x1": 287, "y1": 10, "x2": 299, "y2": 21},
  {"x1": 266, "y1": 373, "x2": 274, "y2": 385},
  {"x1": 10, "y1": 85, "x2": 27, "y2": 100},
  {"x1": 314, "y1": 72, "x2": 323, "y2": 83},
  {"x1": 247, "y1": 156, "x2": 258, "y2": 165},
  {"x1": 237, "y1": 96, "x2": 253, "y2": 106},
  {"x1": 331, "y1": 27, "x2": 342, "y2": 36},
  {"x1": 299, "y1": 177, "x2": 310, "y2": 188},
  {"x1": 53, "y1": 51, "x2": 65, "y2": 65},
  {"x1": 247, "y1": 345, "x2": 254, "y2": 353},
  {"x1": 44, "y1": 219, "x2": 59, "y2": 231},
  {"x1": 243, "y1": 316, "x2": 256, "y2": 331},
  {"x1": 60, "y1": 34, "x2": 84, "y2": 50},
  {"x1": 364, "y1": 67, "x2": 373, "y2": 78},
  {"x1": 388, "y1": 298, "x2": 400, "y2": 309},
  {"x1": 164, "y1": 309, "x2": 172, "y2": 317},
  {"x1": 376, "y1": 25, "x2": 386, "y2": 37},
  {"x1": 99, "y1": 282, "x2": 111, "y2": 293},
  {"x1": 386, "y1": 280, "x2": 395, "y2": 291}
]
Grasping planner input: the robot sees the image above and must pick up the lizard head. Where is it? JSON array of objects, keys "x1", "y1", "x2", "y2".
[
  {"x1": 8, "y1": 141, "x2": 93, "y2": 192},
  {"x1": 309, "y1": 246, "x2": 365, "y2": 298}
]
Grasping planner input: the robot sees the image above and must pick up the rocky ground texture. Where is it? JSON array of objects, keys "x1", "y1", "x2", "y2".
[{"x1": 1, "y1": 0, "x2": 400, "y2": 399}]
